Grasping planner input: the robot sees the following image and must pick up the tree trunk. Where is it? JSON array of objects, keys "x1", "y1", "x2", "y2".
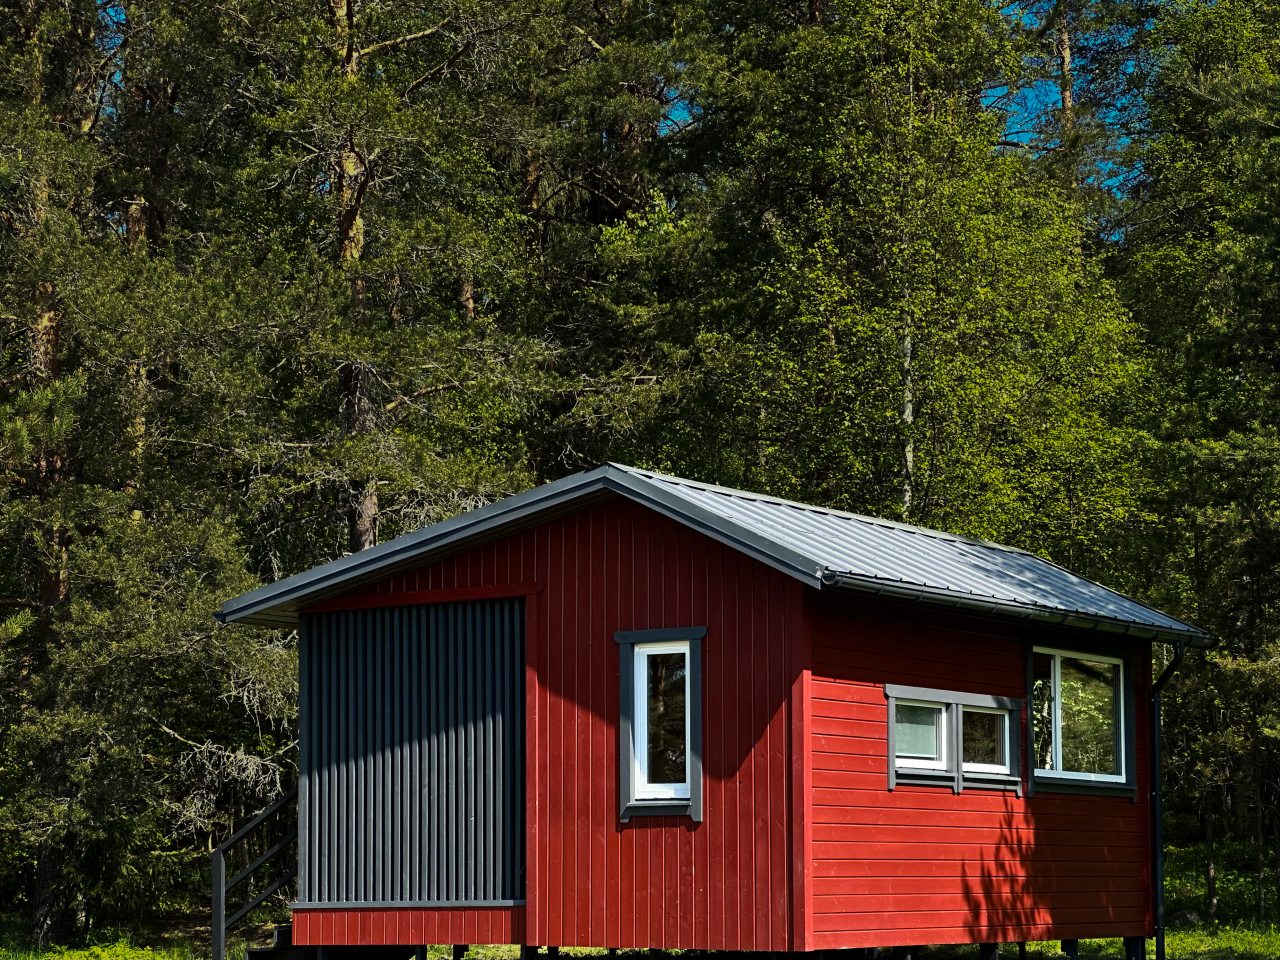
[
  {"x1": 1055, "y1": 14, "x2": 1074, "y2": 135},
  {"x1": 336, "y1": 110, "x2": 376, "y2": 550},
  {"x1": 901, "y1": 324, "x2": 914, "y2": 518},
  {"x1": 1054, "y1": 6, "x2": 1077, "y2": 188},
  {"x1": 1256, "y1": 733, "x2": 1267, "y2": 921},
  {"x1": 1273, "y1": 808, "x2": 1280, "y2": 925},
  {"x1": 460, "y1": 276, "x2": 476, "y2": 321},
  {"x1": 341, "y1": 361, "x2": 378, "y2": 552},
  {"x1": 123, "y1": 197, "x2": 152, "y2": 516},
  {"x1": 1206, "y1": 791, "x2": 1218, "y2": 923}
]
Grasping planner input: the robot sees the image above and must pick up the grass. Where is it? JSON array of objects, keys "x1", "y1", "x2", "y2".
[
  {"x1": 2, "y1": 843, "x2": 1273, "y2": 960},
  {"x1": 4, "y1": 929, "x2": 1280, "y2": 960}
]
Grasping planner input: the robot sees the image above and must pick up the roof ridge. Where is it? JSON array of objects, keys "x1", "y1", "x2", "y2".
[{"x1": 609, "y1": 463, "x2": 1035, "y2": 558}]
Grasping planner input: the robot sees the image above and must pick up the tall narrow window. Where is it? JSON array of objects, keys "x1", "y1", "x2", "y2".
[
  {"x1": 615, "y1": 627, "x2": 704, "y2": 821},
  {"x1": 635, "y1": 643, "x2": 689, "y2": 798},
  {"x1": 1032, "y1": 647, "x2": 1126, "y2": 784}
]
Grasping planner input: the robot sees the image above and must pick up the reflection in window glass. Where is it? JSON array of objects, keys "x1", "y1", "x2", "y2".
[
  {"x1": 1060, "y1": 656, "x2": 1118, "y2": 775},
  {"x1": 1032, "y1": 650, "x2": 1056, "y2": 771},
  {"x1": 962, "y1": 708, "x2": 1007, "y2": 770},
  {"x1": 646, "y1": 652, "x2": 687, "y2": 784},
  {"x1": 896, "y1": 702, "x2": 944, "y2": 764}
]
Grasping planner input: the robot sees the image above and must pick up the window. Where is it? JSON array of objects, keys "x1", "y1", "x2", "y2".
[
  {"x1": 962, "y1": 707, "x2": 1010, "y2": 775},
  {"x1": 1032, "y1": 647, "x2": 1127, "y2": 784},
  {"x1": 885, "y1": 685, "x2": 1021, "y2": 794},
  {"x1": 614, "y1": 627, "x2": 704, "y2": 821},
  {"x1": 894, "y1": 701, "x2": 947, "y2": 770}
]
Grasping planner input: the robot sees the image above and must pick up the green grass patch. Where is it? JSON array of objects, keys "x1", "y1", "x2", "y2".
[
  {"x1": 3, "y1": 930, "x2": 1280, "y2": 960},
  {"x1": 0, "y1": 945, "x2": 205, "y2": 960}
]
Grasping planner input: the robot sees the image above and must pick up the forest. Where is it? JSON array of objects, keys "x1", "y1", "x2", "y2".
[{"x1": 1, "y1": 0, "x2": 1278, "y2": 948}]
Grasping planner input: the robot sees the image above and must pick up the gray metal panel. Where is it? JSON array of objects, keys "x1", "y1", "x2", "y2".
[
  {"x1": 218, "y1": 464, "x2": 1210, "y2": 647},
  {"x1": 297, "y1": 598, "x2": 524, "y2": 906}
]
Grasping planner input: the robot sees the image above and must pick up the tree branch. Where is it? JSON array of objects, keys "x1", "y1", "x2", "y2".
[
  {"x1": 359, "y1": 18, "x2": 450, "y2": 59},
  {"x1": 385, "y1": 379, "x2": 479, "y2": 415},
  {"x1": 573, "y1": 25, "x2": 605, "y2": 53}
]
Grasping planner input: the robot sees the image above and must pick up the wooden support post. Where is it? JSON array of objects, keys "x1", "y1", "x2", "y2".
[
  {"x1": 1018, "y1": 943, "x2": 1028, "y2": 960},
  {"x1": 519, "y1": 947, "x2": 538, "y2": 960},
  {"x1": 979, "y1": 944, "x2": 1000, "y2": 960},
  {"x1": 1062, "y1": 939, "x2": 1080, "y2": 960},
  {"x1": 452, "y1": 946, "x2": 468, "y2": 960},
  {"x1": 1124, "y1": 936, "x2": 1147, "y2": 960},
  {"x1": 414, "y1": 949, "x2": 426, "y2": 960},
  {"x1": 547, "y1": 950, "x2": 559, "y2": 959},
  {"x1": 891, "y1": 947, "x2": 923, "y2": 960}
]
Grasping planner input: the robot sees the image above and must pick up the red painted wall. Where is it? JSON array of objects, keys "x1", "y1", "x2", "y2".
[
  {"x1": 293, "y1": 907, "x2": 522, "y2": 946},
  {"x1": 295, "y1": 495, "x2": 802, "y2": 951},
  {"x1": 805, "y1": 595, "x2": 1153, "y2": 950}
]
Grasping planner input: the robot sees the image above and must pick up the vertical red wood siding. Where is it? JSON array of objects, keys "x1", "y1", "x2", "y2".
[
  {"x1": 806, "y1": 595, "x2": 1154, "y2": 950},
  {"x1": 295, "y1": 496, "x2": 800, "y2": 950}
]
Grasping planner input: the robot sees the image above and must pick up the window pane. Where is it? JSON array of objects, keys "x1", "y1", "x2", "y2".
[
  {"x1": 963, "y1": 709, "x2": 1006, "y2": 768},
  {"x1": 646, "y1": 652, "x2": 687, "y2": 784},
  {"x1": 1032, "y1": 651, "x2": 1055, "y2": 770},
  {"x1": 895, "y1": 703, "x2": 942, "y2": 761},
  {"x1": 1061, "y1": 656, "x2": 1119, "y2": 775}
]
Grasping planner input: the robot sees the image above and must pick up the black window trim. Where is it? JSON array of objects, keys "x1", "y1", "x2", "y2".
[
  {"x1": 614, "y1": 626, "x2": 705, "y2": 822},
  {"x1": 885, "y1": 684, "x2": 1023, "y2": 796}
]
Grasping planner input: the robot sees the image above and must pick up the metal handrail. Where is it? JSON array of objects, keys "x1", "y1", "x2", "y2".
[
  {"x1": 212, "y1": 787, "x2": 299, "y2": 960},
  {"x1": 216, "y1": 786, "x2": 298, "y2": 855}
]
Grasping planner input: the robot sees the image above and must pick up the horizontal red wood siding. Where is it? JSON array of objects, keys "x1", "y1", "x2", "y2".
[
  {"x1": 292, "y1": 907, "x2": 523, "y2": 945},
  {"x1": 807, "y1": 597, "x2": 1153, "y2": 951},
  {"x1": 295, "y1": 496, "x2": 799, "y2": 951}
]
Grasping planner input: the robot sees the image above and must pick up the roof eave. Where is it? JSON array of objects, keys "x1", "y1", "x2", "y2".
[
  {"x1": 216, "y1": 466, "x2": 618, "y2": 627},
  {"x1": 216, "y1": 463, "x2": 828, "y2": 628},
  {"x1": 821, "y1": 571, "x2": 1215, "y2": 648}
]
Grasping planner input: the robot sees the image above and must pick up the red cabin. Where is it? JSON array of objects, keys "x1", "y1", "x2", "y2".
[{"x1": 215, "y1": 464, "x2": 1210, "y2": 959}]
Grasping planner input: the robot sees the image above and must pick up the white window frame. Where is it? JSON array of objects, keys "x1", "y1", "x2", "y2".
[
  {"x1": 1033, "y1": 646, "x2": 1126, "y2": 785},
  {"x1": 632, "y1": 640, "x2": 692, "y2": 801},
  {"x1": 893, "y1": 699, "x2": 948, "y2": 771},
  {"x1": 961, "y1": 705, "x2": 1012, "y2": 776}
]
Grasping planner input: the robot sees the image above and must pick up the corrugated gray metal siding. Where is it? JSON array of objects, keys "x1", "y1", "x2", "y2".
[{"x1": 297, "y1": 599, "x2": 524, "y2": 906}]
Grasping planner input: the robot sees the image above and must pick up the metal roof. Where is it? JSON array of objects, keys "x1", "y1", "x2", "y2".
[{"x1": 216, "y1": 463, "x2": 1212, "y2": 647}]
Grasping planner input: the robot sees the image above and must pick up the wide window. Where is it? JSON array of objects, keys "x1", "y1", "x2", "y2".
[
  {"x1": 1032, "y1": 647, "x2": 1126, "y2": 783},
  {"x1": 886, "y1": 685, "x2": 1021, "y2": 793},
  {"x1": 614, "y1": 627, "x2": 705, "y2": 821}
]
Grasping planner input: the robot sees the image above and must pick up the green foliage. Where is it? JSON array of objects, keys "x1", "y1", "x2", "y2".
[
  {"x1": 1, "y1": 0, "x2": 1277, "y2": 947},
  {"x1": 9, "y1": 944, "x2": 202, "y2": 960}
]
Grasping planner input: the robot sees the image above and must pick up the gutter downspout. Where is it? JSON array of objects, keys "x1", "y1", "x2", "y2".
[{"x1": 1151, "y1": 640, "x2": 1187, "y2": 960}]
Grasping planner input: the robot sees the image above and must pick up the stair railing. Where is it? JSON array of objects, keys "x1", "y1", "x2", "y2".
[{"x1": 212, "y1": 786, "x2": 299, "y2": 960}]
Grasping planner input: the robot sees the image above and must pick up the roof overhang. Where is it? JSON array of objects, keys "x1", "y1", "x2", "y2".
[
  {"x1": 216, "y1": 464, "x2": 1214, "y2": 649},
  {"x1": 216, "y1": 464, "x2": 828, "y2": 628},
  {"x1": 821, "y1": 572, "x2": 1214, "y2": 648}
]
